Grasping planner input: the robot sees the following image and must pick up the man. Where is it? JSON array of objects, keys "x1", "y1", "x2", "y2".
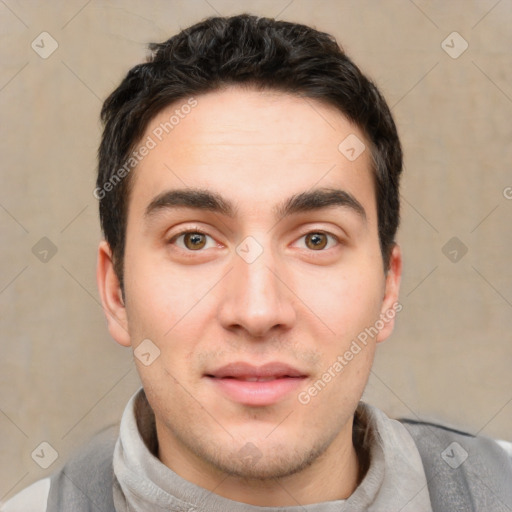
[{"x1": 2, "y1": 13, "x2": 511, "y2": 512}]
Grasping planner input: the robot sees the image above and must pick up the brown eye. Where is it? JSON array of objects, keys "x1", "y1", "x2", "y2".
[
  {"x1": 183, "y1": 232, "x2": 207, "y2": 250},
  {"x1": 305, "y1": 232, "x2": 328, "y2": 250}
]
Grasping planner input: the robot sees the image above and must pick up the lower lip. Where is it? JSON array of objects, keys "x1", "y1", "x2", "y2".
[{"x1": 206, "y1": 376, "x2": 306, "y2": 406}]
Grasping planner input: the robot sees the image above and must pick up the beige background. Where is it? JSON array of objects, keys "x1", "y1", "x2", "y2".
[{"x1": 1, "y1": 0, "x2": 511, "y2": 501}]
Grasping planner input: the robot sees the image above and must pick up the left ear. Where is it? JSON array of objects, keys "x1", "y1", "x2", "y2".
[
  {"x1": 376, "y1": 243, "x2": 402, "y2": 343},
  {"x1": 96, "y1": 240, "x2": 131, "y2": 347}
]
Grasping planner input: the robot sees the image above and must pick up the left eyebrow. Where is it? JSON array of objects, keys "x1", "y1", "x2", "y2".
[
  {"x1": 144, "y1": 187, "x2": 366, "y2": 223},
  {"x1": 274, "y1": 187, "x2": 367, "y2": 223}
]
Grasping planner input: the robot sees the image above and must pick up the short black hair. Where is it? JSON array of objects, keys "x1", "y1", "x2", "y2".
[{"x1": 97, "y1": 14, "x2": 403, "y2": 291}]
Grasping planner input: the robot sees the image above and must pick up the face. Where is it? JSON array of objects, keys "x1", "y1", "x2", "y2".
[{"x1": 98, "y1": 86, "x2": 401, "y2": 493}]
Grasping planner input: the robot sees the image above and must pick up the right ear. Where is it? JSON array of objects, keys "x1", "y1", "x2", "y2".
[{"x1": 96, "y1": 240, "x2": 131, "y2": 347}]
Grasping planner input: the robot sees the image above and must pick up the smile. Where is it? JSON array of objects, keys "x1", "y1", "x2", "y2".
[{"x1": 205, "y1": 361, "x2": 308, "y2": 406}]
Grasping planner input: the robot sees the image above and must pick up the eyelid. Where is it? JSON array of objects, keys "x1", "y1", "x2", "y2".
[
  {"x1": 291, "y1": 230, "x2": 341, "y2": 251},
  {"x1": 166, "y1": 224, "x2": 344, "y2": 252},
  {"x1": 168, "y1": 225, "x2": 220, "y2": 250}
]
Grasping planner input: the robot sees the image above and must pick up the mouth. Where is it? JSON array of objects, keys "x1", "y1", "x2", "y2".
[{"x1": 204, "y1": 362, "x2": 308, "y2": 406}]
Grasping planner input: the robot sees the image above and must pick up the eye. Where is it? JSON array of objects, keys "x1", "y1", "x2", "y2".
[
  {"x1": 296, "y1": 231, "x2": 339, "y2": 251},
  {"x1": 169, "y1": 230, "x2": 217, "y2": 251}
]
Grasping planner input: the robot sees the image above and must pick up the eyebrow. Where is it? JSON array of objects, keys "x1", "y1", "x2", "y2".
[{"x1": 144, "y1": 187, "x2": 366, "y2": 223}]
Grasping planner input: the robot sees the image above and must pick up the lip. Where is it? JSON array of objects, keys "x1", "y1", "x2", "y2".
[{"x1": 205, "y1": 361, "x2": 308, "y2": 406}]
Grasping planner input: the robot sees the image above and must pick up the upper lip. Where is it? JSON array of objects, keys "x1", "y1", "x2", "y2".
[{"x1": 206, "y1": 362, "x2": 307, "y2": 379}]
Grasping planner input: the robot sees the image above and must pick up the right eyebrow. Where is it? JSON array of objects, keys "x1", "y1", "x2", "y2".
[{"x1": 144, "y1": 188, "x2": 238, "y2": 219}]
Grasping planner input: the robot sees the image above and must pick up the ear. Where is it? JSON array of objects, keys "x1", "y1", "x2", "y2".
[
  {"x1": 96, "y1": 240, "x2": 131, "y2": 347},
  {"x1": 376, "y1": 243, "x2": 403, "y2": 344}
]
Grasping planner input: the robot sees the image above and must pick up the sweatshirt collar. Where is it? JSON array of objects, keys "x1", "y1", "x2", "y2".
[{"x1": 113, "y1": 387, "x2": 432, "y2": 512}]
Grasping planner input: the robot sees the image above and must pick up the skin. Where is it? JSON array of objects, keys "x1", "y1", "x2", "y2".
[{"x1": 97, "y1": 86, "x2": 402, "y2": 507}]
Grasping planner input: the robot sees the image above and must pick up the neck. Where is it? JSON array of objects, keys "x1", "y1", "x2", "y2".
[{"x1": 156, "y1": 418, "x2": 361, "y2": 507}]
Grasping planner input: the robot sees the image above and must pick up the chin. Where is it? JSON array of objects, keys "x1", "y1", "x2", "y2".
[
  {"x1": 216, "y1": 451, "x2": 316, "y2": 481},
  {"x1": 201, "y1": 433, "x2": 333, "y2": 482}
]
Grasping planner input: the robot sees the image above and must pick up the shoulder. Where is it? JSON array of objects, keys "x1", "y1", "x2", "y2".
[
  {"x1": 1, "y1": 425, "x2": 119, "y2": 512},
  {"x1": 401, "y1": 418, "x2": 512, "y2": 465},
  {"x1": 496, "y1": 439, "x2": 512, "y2": 460},
  {"x1": 46, "y1": 425, "x2": 119, "y2": 510},
  {"x1": 400, "y1": 418, "x2": 512, "y2": 510},
  {"x1": 0, "y1": 478, "x2": 50, "y2": 512},
  {"x1": 401, "y1": 418, "x2": 512, "y2": 458}
]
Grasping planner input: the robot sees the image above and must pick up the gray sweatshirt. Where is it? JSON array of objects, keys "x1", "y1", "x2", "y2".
[{"x1": 2, "y1": 387, "x2": 511, "y2": 511}]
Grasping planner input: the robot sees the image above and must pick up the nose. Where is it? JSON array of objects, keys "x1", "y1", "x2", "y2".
[{"x1": 217, "y1": 241, "x2": 296, "y2": 338}]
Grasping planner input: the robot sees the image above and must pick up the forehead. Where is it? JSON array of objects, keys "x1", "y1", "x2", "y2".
[{"x1": 127, "y1": 86, "x2": 376, "y2": 223}]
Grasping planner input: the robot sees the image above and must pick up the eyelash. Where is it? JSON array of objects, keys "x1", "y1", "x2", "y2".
[{"x1": 168, "y1": 228, "x2": 341, "y2": 252}]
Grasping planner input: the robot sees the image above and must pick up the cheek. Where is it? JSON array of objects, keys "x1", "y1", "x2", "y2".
[
  {"x1": 298, "y1": 343, "x2": 376, "y2": 421},
  {"x1": 294, "y1": 263, "x2": 385, "y2": 341},
  {"x1": 123, "y1": 252, "x2": 210, "y2": 338},
  {"x1": 123, "y1": 257, "x2": 210, "y2": 371}
]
